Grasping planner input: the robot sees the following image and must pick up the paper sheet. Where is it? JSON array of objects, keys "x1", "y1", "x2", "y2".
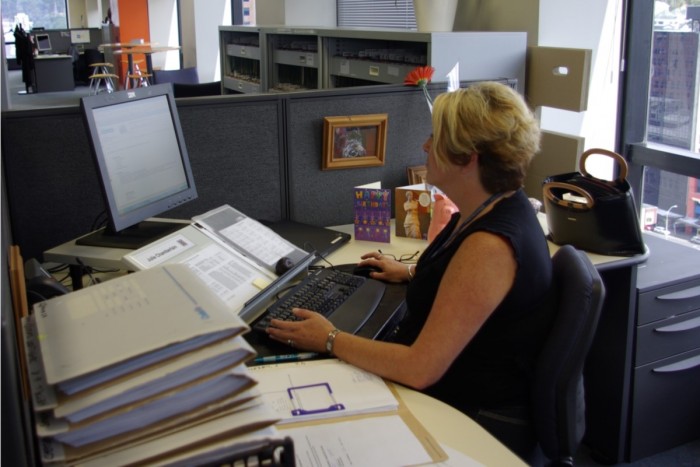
[
  {"x1": 248, "y1": 359, "x2": 398, "y2": 424},
  {"x1": 281, "y1": 415, "x2": 433, "y2": 466}
]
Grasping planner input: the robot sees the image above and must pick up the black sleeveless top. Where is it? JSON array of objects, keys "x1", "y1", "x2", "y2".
[{"x1": 397, "y1": 189, "x2": 554, "y2": 412}]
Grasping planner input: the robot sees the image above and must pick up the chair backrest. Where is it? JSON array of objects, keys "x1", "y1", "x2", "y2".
[
  {"x1": 153, "y1": 67, "x2": 199, "y2": 85},
  {"x1": 532, "y1": 245, "x2": 605, "y2": 465},
  {"x1": 173, "y1": 81, "x2": 222, "y2": 98}
]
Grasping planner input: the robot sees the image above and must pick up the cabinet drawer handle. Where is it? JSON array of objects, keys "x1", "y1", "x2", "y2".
[
  {"x1": 656, "y1": 285, "x2": 700, "y2": 301},
  {"x1": 654, "y1": 315, "x2": 700, "y2": 333},
  {"x1": 652, "y1": 354, "x2": 700, "y2": 373}
]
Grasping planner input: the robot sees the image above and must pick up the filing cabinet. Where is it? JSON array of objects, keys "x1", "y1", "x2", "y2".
[
  {"x1": 629, "y1": 234, "x2": 700, "y2": 460},
  {"x1": 219, "y1": 26, "x2": 526, "y2": 94}
]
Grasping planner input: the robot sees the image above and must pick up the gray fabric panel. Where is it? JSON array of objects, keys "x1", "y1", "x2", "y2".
[
  {"x1": 2, "y1": 97, "x2": 285, "y2": 262},
  {"x1": 2, "y1": 80, "x2": 515, "y2": 262},
  {"x1": 2, "y1": 108, "x2": 103, "y2": 261},
  {"x1": 286, "y1": 85, "x2": 432, "y2": 227},
  {"x1": 166, "y1": 99, "x2": 285, "y2": 223}
]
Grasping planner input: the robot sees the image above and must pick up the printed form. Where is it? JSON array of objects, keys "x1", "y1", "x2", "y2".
[{"x1": 247, "y1": 359, "x2": 398, "y2": 424}]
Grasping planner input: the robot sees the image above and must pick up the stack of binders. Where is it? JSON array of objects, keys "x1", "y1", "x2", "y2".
[{"x1": 22, "y1": 264, "x2": 285, "y2": 466}]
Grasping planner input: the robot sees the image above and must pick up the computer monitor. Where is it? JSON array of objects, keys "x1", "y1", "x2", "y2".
[
  {"x1": 77, "y1": 84, "x2": 198, "y2": 249},
  {"x1": 35, "y1": 33, "x2": 52, "y2": 53},
  {"x1": 70, "y1": 29, "x2": 91, "y2": 44}
]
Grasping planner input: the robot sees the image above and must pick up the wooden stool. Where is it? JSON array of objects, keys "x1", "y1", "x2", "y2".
[
  {"x1": 122, "y1": 59, "x2": 145, "y2": 88},
  {"x1": 88, "y1": 62, "x2": 118, "y2": 94}
]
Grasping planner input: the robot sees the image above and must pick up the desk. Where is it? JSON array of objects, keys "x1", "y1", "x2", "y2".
[
  {"x1": 103, "y1": 43, "x2": 181, "y2": 86},
  {"x1": 33, "y1": 54, "x2": 74, "y2": 92},
  {"x1": 44, "y1": 216, "x2": 649, "y2": 463},
  {"x1": 394, "y1": 383, "x2": 526, "y2": 465},
  {"x1": 41, "y1": 221, "x2": 525, "y2": 465}
]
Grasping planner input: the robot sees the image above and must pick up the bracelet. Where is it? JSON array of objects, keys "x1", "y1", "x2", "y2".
[
  {"x1": 407, "y1": 264, "x2": 414, "y2": 281},
  {"x1": 325, "y1": 328, "x2": 341, "y2": 355}
]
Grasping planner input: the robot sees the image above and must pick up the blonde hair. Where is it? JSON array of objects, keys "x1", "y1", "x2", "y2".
[{"x1": 431, "y1": 82, "x2": 540, "y2": 193}]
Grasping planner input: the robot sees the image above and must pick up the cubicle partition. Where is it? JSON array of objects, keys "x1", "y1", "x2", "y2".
[
  {"x1": 1, "y1": 93, "x2": 288, "y2": 262},
  {"x1": 285, "y1": 86, "x2": 431, "y2": 227},
  {"x1": 1, "y1": 80, "x2": 514, "y2": 262}
]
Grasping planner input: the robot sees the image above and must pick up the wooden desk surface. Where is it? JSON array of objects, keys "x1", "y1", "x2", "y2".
[{"x1": 395, "y1": 384, "x2": 526, "y2": 465}]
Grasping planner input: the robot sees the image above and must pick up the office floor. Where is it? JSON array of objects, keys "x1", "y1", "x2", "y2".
[
  {"x1": 4, "y1": 67, "x2": 700, "y2": 467},
  {"x1": 5, "y1": 68, "x2": 95, "y2": 110}
]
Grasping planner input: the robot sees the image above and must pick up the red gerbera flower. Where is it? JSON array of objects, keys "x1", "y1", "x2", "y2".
[
  {"x1": 404, "y1": 66, "x2": 436, "y2": 113},
  {"x1": 404, "y1": 66, "x2": 435, "y2": 87}
]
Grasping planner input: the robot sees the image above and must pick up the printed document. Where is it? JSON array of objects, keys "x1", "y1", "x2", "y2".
[
  {"x1": 248, "y1": 358, "x2": 398, "y2": 424},
  {"x1": 282, "y1": 415, "x2": 434, "y2": 467},
  {"x1": 192, "y1": 204, "x2": 309, "y2": 271}
]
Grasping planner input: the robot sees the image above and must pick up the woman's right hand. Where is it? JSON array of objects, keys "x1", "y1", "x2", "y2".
[{"x1": 357, "y1": 251, "x2": 413, "y2": 283}]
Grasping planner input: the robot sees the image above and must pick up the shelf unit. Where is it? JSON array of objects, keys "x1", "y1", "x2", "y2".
[{"x1": 219, "y1": 26, "x2": 526, "y2": 94}]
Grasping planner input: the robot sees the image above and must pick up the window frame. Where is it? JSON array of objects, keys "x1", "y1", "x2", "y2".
[{"x1": 620, "y1": 0, "x2": 700, "y2": 198}]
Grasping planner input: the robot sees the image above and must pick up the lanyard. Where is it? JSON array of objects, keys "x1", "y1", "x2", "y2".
[{"x1": 425, "y1": 191, "x2": 507, "y2": 262}]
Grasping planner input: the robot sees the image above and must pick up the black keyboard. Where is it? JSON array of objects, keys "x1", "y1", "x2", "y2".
[{"x1": 253, "y1": 268, "x2": 386, "y2": 334}]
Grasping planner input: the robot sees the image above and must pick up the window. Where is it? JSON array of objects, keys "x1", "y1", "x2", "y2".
[
  {"x1": 337, "y1": 0, "x2": 417, "y2": 29},
  {"x1": 1, "y1": 0, "x2": 68, "y2": 34},
  {"x1": 622, "y1": 0, "x2": 700, "y2": 249}
]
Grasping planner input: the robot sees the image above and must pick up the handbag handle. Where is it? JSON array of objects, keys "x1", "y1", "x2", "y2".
[
  {"x1": 580, "y1": 148, "x2": 628, "y2": 184},
  {"x1": 543, "y1": 181, "x2": 595, "y2": 210}
]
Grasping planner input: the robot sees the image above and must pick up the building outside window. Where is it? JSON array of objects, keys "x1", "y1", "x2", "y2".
[
  {"x1": 625, "y1": 0, "x2": 700, "y2": 249},
  {"x1": 2, "y1": 0, "x2": 68, "y2": 62}
]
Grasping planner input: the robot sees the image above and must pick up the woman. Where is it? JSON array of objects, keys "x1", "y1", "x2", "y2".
[{"x1": 266, "y1": 82, "x2": 553, "y2": 462}]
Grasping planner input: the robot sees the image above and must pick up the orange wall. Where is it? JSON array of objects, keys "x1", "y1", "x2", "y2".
[{"x1": 109, "y1": 0, "x2": 151, "y2": 83}]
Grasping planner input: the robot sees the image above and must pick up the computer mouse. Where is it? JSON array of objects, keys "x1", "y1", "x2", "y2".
[
  {"x1": 352, "y1": 265, "x2": 382, "y2": 278},
  {"x1": 275, "y1": 257, "x2": 295, "y2": 275}
]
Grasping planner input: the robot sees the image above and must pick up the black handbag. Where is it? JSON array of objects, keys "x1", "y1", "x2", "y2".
[{"x1": 542, "y1": 148, "x2": 646, "y2": 256}]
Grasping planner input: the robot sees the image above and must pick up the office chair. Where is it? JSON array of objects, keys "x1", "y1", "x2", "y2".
[
  {"x1": 172, "y1": 81, "x2": 222, "y2": 98},
  {"x1": 532, "y1": 245, "x2": 605, "y2": 466},
  {"x1": 153, "y1": 67, "x2": 199, "y2": 85}
]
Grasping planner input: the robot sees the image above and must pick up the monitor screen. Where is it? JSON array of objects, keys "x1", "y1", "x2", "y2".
[
  {"x1": 78, "y1": 84, "x2": 198, "y2": 249},
  {"x1": 35, "y1": 33, "x2": 51, "y2": 52},
  {"x1": 70, "y1": 29, "x2": 91, "y2": 44}
]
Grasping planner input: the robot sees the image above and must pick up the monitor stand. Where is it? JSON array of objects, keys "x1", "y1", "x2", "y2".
[{"x1": 76, "y1": 221, "x2": 186, "y2": 250}]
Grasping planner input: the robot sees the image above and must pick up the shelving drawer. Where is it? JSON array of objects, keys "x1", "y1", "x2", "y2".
[
  {"x1": 328, "y1": 57, "x2": 415, "y2": 84},
  {"x1": 226, "y1": 44, "x2": 261, "y2": 60},
  {"x1": 223, "y1": 76, "x2": 260, "y2": 94},
  {"x1": 630, "y1": 347, "x2": 700, "y2": 460},
  {"x1": 636, "y1": 308, "x2": 700, "y2": 366},
  {"x1": 272, "y1": 50, "x2": 318, "y2": 68},
  {"x1": 637, "y1": 278, "x2": 700, "y2": 325}
]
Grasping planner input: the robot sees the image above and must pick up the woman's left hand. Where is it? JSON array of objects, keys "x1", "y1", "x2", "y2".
[{"x1": 266, "y1": 308, "x2": 335, "y2": 353}]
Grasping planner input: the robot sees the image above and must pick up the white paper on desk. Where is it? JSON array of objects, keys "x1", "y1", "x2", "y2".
[
  {"x1": 281, "y1": 414, "x2": 433, "y2": 466},
  {"x1": 248, "y1": 358, "x2": 398, "y2": 424}
]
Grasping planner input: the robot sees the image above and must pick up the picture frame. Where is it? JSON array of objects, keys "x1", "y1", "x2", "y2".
[
  {"x1": 407, "y1": 165, "x2": 428, "y2": 185},
  {"x1": 322, "y1": 114, "x2": 388, "y2": 170}
]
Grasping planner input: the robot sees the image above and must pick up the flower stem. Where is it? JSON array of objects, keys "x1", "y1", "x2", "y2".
[{"x1": 422, "y1": 86, "x2": 433, "y2": 113}]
